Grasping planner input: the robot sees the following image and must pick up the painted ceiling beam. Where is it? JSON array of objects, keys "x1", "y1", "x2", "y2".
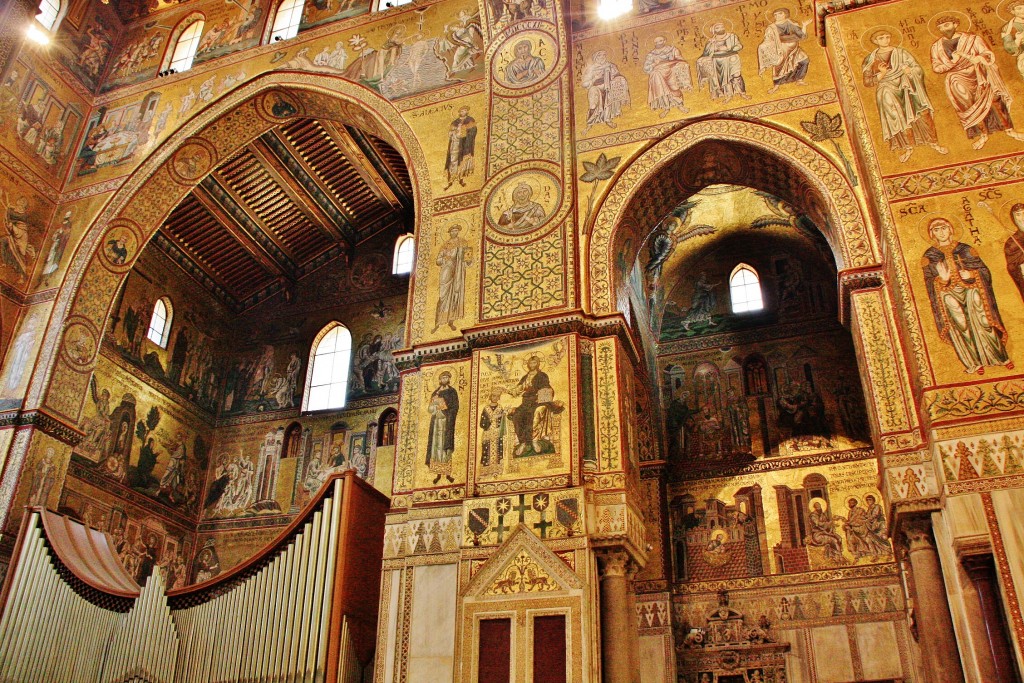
[
  {"x1": 344, "y1": 125, "x2": 414, "y2": 209},
  {"x1": 321, "y1": 121, "x2": 403, "y2": 211},
  {"x1": 260, "y1": 129, "x2": 361, "y2": 246},
  {"x1": 150, "y1": 232, "x2": 242, "y2": 312},
  {"x1": 246, "y1": 139, "x2": 350, "y2": 246},
  {"x1": 193, "y1": 178, "x2": 298, "y2": 281}
]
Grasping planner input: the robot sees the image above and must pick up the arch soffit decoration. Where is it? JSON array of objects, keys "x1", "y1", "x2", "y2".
[
  {"x1": 34, "y1": 72, "x2": 431, "y2": 422},
  {"x1": 587, "y1": 118, "x2": 880, "y2": 316}
]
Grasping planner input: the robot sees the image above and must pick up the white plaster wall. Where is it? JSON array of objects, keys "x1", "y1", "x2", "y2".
[
  {"x1": 638, "y1": 634, "x2": 672, "y2": 683},
  {"x1": 382, "y1": 570, "x2": 402, "y2": 683},
  {"x1": 777, "y1": 628, "x2": 808, "y2": 683},
  {"x1": 407, "y1": 563, "x2": 458, "y2": 683},
  {"x1": 855, "y1": 621, "x2": 902, "y2": 680},
  {"x1": 991, "y1": 487, "x2": 1024, "y2": 665},
  {"x1": 810, "y1": 625, "x2": 855, "y2": 682}
]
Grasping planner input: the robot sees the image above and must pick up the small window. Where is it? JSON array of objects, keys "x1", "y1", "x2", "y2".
[
  {"x1": 147, "y1": 298, "x2": 173, "y2": 347},
  {"x1": 730, "y1": 264, "x2": 764, "y2": 313},
  {"x1": 36, "y1": 0, "x2": 60, "y2": 30},
  {"x1": 377, "y1": 409, "x2": 398, "y2": 446},
  {"x1": 393, "y1": 235, "x2": 414, "y2": 275},
  {"x1": 168, "y1": 19, "x2": 204, "y2": 72},
  {"x1": 305, "y1": 323, "x2": 352, "y2": 411},
  {"x1": 375, "y1": 0, "x2": 413, "y2": 9},
  {"x1": 270, "y1": 0, "x2": 304, "y2": 42}
]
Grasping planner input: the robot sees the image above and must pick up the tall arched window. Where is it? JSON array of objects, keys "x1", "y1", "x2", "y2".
[
  {"x1": 392, "y1": 235, "x2": 414, "y2": 275},
  {"x1": 36, "y1": 0, "x2": 60, "y2": 30},
  {"x1": 270, "y1": 0, "x2": 304, "y2": 42},
  {"x1": 304, "y1": 323, "x2": 352, "y2": 411},
  {"x1": 730, "y1": 264, "x2": 764, "y2": 313},
  {"x1": 147, "y1": 297, "x2": 173, "y2": 348},
  {"x1": 168, "y1": 18, "x2": 204, "y2": 72}
]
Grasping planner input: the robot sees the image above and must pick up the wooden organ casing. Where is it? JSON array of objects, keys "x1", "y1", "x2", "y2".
[{"x1": 0, "y1": 471, "x2": 388, "y2": 683}]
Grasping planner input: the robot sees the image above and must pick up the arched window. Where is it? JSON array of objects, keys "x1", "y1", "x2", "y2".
[
  {"x1": 392, "y1": 235, "x2": 414, "y2": 275},
  {"x1": 147, "y1": 298, "x2": 173, "y2": 348},
  {"x1": 270, "y1": 0, "x2": 304, "y2": 42},
  {"x1": 36, "y1": 0, "x2": 60, "y2": 30},
  {"x1": 377, "y1": 408, "x2": 398, "y2": 446},
  {"x1": 304, "y1": 323, "x2": 352, "y2": 411},
  {"x1": 730, "y1": 264, "x2": 764, "y2": 313},
  {"x1": 168, "y1": 18, "x2": 204, "y2": 72}
]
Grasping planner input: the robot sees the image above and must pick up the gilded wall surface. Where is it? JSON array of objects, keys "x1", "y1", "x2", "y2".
[{"x1": 0, "y1": 0, "x2": 1020, "y2": 678}]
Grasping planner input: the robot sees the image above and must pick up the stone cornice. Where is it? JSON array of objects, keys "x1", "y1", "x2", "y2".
[{"x1": 395, "y1": 311, "x2": 642, "y2": 370}]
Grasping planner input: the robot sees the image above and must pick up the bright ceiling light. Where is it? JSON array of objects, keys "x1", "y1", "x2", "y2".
[
  {"x1": 26, "y1": 24, "x2": 50, "y2": 45},
  {"x1": 597, "y1": 0, "x2": 631, "y2": 20}
]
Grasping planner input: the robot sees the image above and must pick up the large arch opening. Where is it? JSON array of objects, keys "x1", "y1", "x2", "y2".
[
  {"x1": 12, "y1": 75, "x2": 426, "y2": 588},
  {"x1": 597, "y1": 127, "x2": 897, "y2": 650}
]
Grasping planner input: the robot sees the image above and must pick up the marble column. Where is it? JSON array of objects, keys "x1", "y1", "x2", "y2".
[
  {"x1": 961, "y1": 554, "x2": 1021, "y2": 683},
  {"x1": 902, "y1": 518, "x2": 966, "y2": 683},
  {"x1": 597, "y1": 548, "x2": 638, "y2": 683}
]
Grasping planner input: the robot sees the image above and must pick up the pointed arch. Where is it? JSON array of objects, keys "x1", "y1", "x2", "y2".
[
  {"x1": 729, "y1": 263, "x2": 763, "y2": 313},
  {"x1": 26, "y1": 72, "x2": 430, "y2": 440},
  {"x1": 304, "y1": 322, "x2": 352, "y2": 412},
  {"x1": 586, "y1": 118, "x2": 880, "y2": 316}
]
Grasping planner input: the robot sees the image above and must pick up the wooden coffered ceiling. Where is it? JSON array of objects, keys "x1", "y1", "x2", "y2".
[{"x1": 153, "y1": 118, "x2": 413, "y2": 312}]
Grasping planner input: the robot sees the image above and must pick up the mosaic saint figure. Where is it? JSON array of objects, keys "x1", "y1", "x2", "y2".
[
  {"x1": 922, "y1": 216, "x2": 1012, "y2": 374},
  {"x1": 930, "y1": 15, "x2": 1024, "y2": 149},
  {"x1": 725, "y1": 387, "x2": 751, "y2": 452},
  {"x1": 510, "y1": 355, "x2": 555, "y2": 456},
  {"x1": 497, "y1": 183, "x2": 546, "y2": 231},
  {"x1": 582, "y1": 50, "x2": 630, "y2": 132},
  {"x1": 757, "y1": 8, "x2": 811, "y2": 93},
  {"x1": 1003, "y1": 203, "x2": 1024, "y2": 301},
  {"x1": 841, "y1": 497, "x2": 889, "y2": 559},
  {"x1": 865, "y1": 494, "x2": 891, "y2": 553},
  {"x1": 426, "y1": 371, "x2": 459, "y2": 484},
  {"x1": 433, "y1": 224, "x2": 473, "y2": 332},
  {"x1": 1002, "y1": 1, "x2": 1024, "y2": 79},
  {"x1": 696, "y1": 22, "x2": 749, "y2": 102},
  {"x1": 479, "y1": 388, "x2": 507, "y2": 468},
  {"x1": 681, "y1": 272, "x2": 719, "y2": 331},
  {"x1": 1, "y1": 194, "x2": 35, "y2": 278},
  {"x1": 504, "y1": 40, "x2": 545, "y2": 85},
  {"x1": 643, "y1": 36, "x2": 692, "y2": 117},
  {"x1": 158, "y1": 432, "x2": 188, "y2": 502},
  {"x1": 43, "y1": 210, "x2": 71, "y2": 278},
  {"x1": 862, "y1": 28, "x2": 947, "y2": 163},
  {"x1": 444, "y1": 107, "x2": 477, "y2": 190},
  {"x1": 807, "y1": 500, "x2": 845, "y2": 564}
]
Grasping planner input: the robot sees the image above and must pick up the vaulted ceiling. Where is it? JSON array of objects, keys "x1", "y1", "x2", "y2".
[{"x1": 152, "y1": 118, "x2": 413, "y2": 312}]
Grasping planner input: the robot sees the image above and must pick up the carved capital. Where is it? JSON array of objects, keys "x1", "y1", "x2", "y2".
[
  {"x1": 961, "y1": 554, "x2": 997, "y2": 583},
  {"x1": 595, "y1": 548, "x2": 633, "y2": 579},
  {"x1": 900, "y1": 517, "x2": 935, "y2": 552}
]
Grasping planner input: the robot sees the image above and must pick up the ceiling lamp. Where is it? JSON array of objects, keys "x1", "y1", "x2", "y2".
[{"x1": 597, "y1": 0, "x2": 631, "y2": 20}]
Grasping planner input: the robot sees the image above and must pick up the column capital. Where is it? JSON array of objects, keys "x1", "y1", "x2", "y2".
[
  {"x1": 960, "y1": 553, "x2": 997, "y2": 581},
  {"x1": 900, "y1": 516, "x2": 935, "y2": 552},
  {"x1": 595, "y1": 547, "x2": 636, "y2": 579}
]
